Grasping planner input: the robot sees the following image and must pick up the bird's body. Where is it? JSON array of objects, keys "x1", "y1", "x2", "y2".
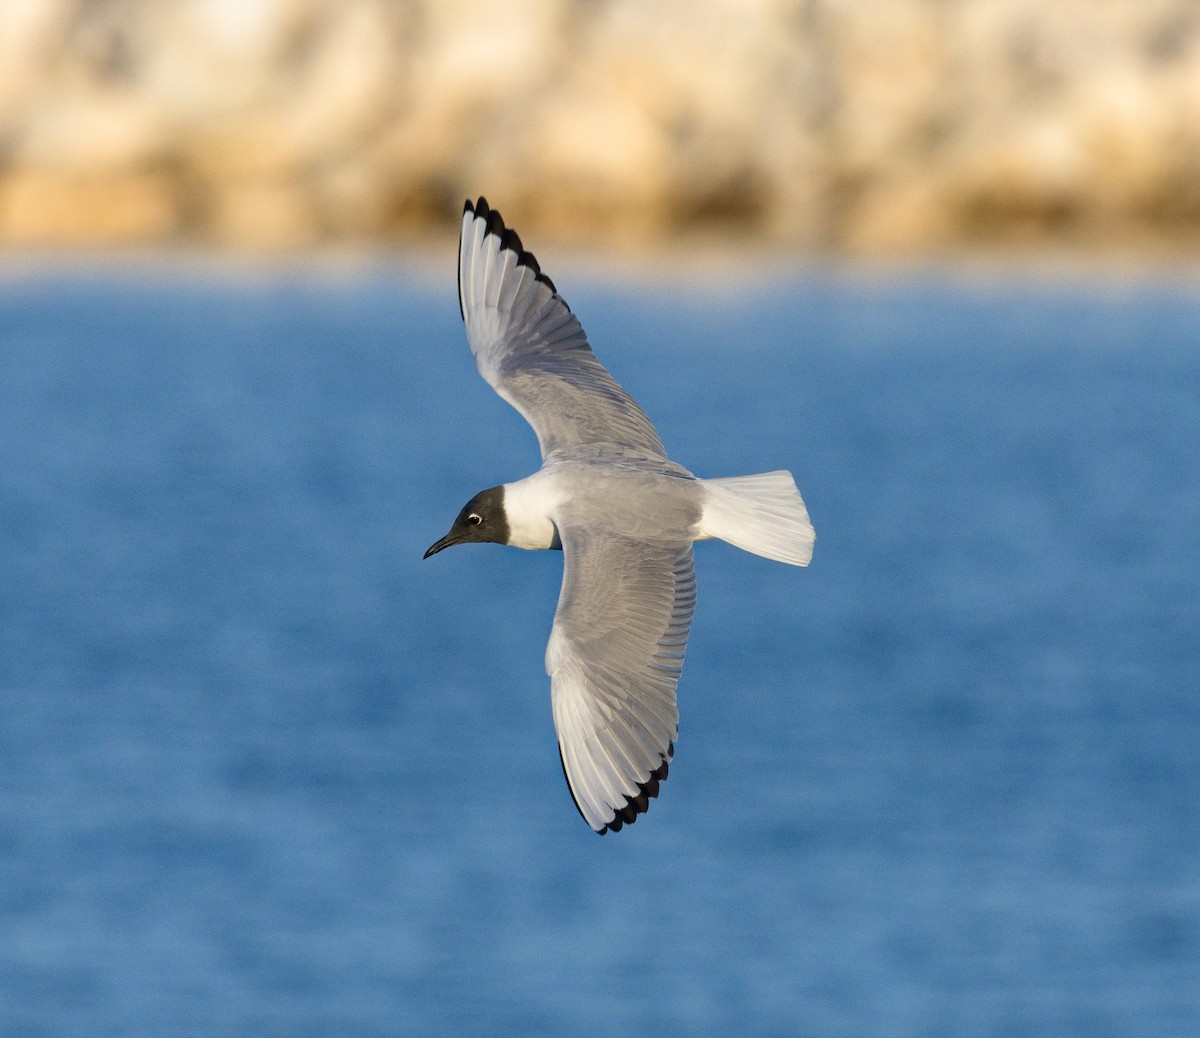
[
  {"x1": 509, "y1": 446, "x2": 699, "y2": 548},
  {"x1": 426, "y1": 199, "x2": 814, "y2": 834}
]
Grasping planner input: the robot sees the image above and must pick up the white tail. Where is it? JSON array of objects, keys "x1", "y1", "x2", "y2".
[{"x1": 696, "y1": 470, "x2": 814, "y2": 566}]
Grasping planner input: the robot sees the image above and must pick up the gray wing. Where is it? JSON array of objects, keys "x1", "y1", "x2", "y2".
[
  {"x1": 458, "y1": 198, "x2": 666, "y2": 459},
  {"x1": 545, "y1": 524, "x2": 695, "y2": 833}
]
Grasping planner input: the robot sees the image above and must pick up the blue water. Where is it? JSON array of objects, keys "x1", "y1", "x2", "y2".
[{"x1": 1, "y1": 257, "x2": 1197, "y2": 1036}]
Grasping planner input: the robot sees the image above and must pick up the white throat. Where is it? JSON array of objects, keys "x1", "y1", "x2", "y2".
[{"x1": 502, "y1": 474, "x2": 562, "y2": 550}]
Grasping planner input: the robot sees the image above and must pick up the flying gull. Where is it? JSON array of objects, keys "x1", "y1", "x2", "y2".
[{"x1": 426, "y1": 198, "x2": 814, "y2": 834}]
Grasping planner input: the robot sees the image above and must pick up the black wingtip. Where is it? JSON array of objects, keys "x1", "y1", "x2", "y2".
[
  {"x1": 460, "y1": 196, "x2": 562, "y2": 302},
  {"x1": 596, "y1": 746, "x2": 673, "y2": 836},
  {"x1": 558, "y1": 742, "x2": 675, "y2": 836}
]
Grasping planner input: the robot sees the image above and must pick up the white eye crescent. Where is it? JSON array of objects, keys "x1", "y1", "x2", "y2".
[{"x1": 467, "y1": 513, "x2": 483, "y2": 526}]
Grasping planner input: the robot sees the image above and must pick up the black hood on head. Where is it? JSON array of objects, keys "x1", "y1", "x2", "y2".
[{"x1": 424, "y1": 485, "x2": 509, "y2": 558}]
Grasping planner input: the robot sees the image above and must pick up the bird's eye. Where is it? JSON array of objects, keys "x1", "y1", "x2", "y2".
[{"x1": 467, "y1": 513, "x2": 483, "y2": 526}]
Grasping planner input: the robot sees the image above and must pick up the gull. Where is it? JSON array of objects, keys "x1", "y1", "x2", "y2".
[{"x1": 425, "y1": 198, "x2": 814, "y2": 834}]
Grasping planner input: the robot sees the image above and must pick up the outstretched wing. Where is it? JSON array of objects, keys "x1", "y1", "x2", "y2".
[
  {"x1": 546, "y1": 525, "x2": 695, "y2": 833},
  {"x1": 458, "y1": 198, "x2": 666, "y2": 459}
]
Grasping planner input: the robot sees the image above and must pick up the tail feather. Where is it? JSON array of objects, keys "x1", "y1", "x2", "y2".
[{"x1": 696, "y1": 471, "x2": 814, "y2": 566}]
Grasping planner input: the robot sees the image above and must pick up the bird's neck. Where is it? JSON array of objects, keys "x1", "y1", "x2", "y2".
[{"x1": 502, "y1": 474, "x2": 562, "y2": 551}]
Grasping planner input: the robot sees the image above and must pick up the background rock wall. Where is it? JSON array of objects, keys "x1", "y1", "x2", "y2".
[{"x1": 1, "y1": 0, "x2": 1198, "y2": 250}]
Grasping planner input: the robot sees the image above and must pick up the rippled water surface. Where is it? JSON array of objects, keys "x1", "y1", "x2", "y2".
[{"x1": 1, "y1": 257, "x2": 1197, "y2": 1036}]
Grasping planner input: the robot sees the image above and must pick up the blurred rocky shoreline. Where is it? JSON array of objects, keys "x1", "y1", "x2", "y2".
[{"x1": 2, "y1": 0, "x2": 1198, "y2": 251}]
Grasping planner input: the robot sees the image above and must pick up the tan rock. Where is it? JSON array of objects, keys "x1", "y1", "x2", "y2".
[
  {"x1": 829, "y1": 0, "x2": 951, "y2": 177},
  {"x1": 137, "y1": 0, "x2": 327, "y2": 122},
  {"x1": 0, "y1": 0, "x2": 1199, "y2": 248},
  {"x1": 0, "y1": 0, "x2": 75, "y2": 117},
  {"x1": 276, "y1": 0, "x2": 405, "y2": 160},
  {"x1": 842, "y1": 173, "x2": 959, "y2": 252},
  {"x1": 0, "y1": 169, "x2": 179, "y2": 244},
  {"x1": 14, "y1": 89, "x2": 169, "y2": 173},
  {"x1": 205, "y1": 179, "x2": 320, "y2": 247},
  {"x1": 1071, "y1": 65, "x2": 1183, "y2": 213}
]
